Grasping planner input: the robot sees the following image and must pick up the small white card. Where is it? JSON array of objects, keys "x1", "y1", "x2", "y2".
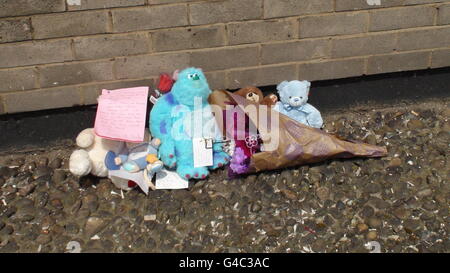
[
  {"x1": 155, "y1": 169, "x2": 189, "y2": 189},
  {"x1": 192, "y1": 138, "x2": 213, "y2": 168},
  {"x1": 149, "y1": 95, "x2": 158, "y2": 104},
  {"x1": 109, "y1": 169, "x2": 149, "y2": 194}
]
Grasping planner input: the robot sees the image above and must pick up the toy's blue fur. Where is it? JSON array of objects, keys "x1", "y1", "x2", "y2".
[
  {"x1": 274, "y1": 80, "x2": 323, "y2": 128},
  {"x1": 150, "y1": 67, "x2": 230, "y2": 180}
]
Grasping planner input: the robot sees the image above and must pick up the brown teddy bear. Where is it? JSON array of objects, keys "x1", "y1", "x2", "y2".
[{"x1": 235, "y1": 86, "x2": 278, "y2": 107}]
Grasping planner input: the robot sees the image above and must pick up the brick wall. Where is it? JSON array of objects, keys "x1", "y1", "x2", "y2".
[{"x1": 0, "y1": 0, "x2": 449, "y2": 114}]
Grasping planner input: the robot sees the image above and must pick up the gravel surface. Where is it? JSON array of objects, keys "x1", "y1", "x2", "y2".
[{"x1": 0, "y1": 99, "x2": 448, "y2": 253}]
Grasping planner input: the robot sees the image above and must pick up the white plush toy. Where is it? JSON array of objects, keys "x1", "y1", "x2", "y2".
[
  {"x1": 70, "y1": 128, "x2": 120, "y2": 177},
  {"x1": 69, "y1": 128, "x2": 148, "y2": 191}
]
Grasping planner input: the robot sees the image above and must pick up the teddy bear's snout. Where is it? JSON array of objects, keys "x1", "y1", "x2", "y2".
[
  {"x1": 246, "y1": 92, "x2": 259, "y2": 102},
  {"x1": 289, "y1": 96, "x2": 303, "y2": 106}
]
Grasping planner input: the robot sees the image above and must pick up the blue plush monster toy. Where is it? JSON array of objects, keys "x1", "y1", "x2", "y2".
[
  {"x1": 274, "y1": 80, "x2": 323, "y2": 129},
  {"x1": 150, "y1": 67, "x2": 230, "y2": 180}
]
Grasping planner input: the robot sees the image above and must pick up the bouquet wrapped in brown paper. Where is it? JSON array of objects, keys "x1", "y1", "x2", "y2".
[{"x1": 209, "y1": 89, "x2": 387, "y2": 177}]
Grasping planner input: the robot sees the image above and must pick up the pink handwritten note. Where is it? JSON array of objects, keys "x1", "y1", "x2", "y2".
[{"x1": 94, "y1": 87, "x2": 149, "y2": 143}]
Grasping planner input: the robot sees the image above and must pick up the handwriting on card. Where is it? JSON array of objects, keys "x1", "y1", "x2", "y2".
[
  {"x1": 94, "y1": 87, "x2": 149, "y2": 143},
  {"x1": 193, "y1": 138, "x2": 213, "y2": 168}
]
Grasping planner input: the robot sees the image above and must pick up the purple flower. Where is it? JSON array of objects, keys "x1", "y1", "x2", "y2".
[{"x1": 230, "y1": 147, "x2": 249, "y2": 174}]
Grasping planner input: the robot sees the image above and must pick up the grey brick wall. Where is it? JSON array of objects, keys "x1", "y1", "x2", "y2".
[{"x1": 0, "y1": 0, "x2": 449, "y2": 114}]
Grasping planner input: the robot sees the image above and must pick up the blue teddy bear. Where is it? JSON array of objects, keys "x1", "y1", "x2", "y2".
[
  {"x1": 274, "y1": 80, "x2": 323, "y2": 129},
  {"x1": 150, "y1": 67, "x2": 230, "y2": 180}
]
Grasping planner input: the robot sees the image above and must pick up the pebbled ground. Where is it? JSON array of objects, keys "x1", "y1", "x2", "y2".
[{"x1": 0, "y1": 99, "x2": 448, "y2": 253}]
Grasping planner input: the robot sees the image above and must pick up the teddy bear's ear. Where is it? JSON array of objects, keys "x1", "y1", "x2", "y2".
[
  {"x1": 301, "y1": 80, "x2": 311, "y2": 88},
  {"x1": 276, "y1": 81, "x2": 289, "y2": 93}
]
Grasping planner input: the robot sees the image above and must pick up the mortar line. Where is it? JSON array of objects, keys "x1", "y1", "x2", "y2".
[
  {"x1": 77, "y1": 86, "x2": 85, "y2": 105},
  {"x1": 257, "y1": 42, "x2": 262, "y2": 66},
  {"x1": 4, "y1": 47, "x2": 446, "y2": 95},
  {"x1": 111, "y1": 57, "x2": 118, "y2": 81},
  {"x1": 1, "y1": 95, "x2": 7, "y2": 113},
  {"x1": 70, "y1": 38, "x2": 77, "y2": 60},
  {"x1": 1, "y1": 12, "x2": 448, "y2": 46},
  {"x1": 146, "y1": 32, "x2": 153, "y2": 54},
  {"x1": 363, "y1": 57, "x2": 369, "y2": 75},
  {"x1": 428, "y1": 50, "x2": 434, "y2": 68},
  {"x1": 261, "y1": 0, "x2": 265, "y2": 19},
  {"x1": 107, "y1": 10, "x2": 114, "y2": 33},
  {"x1": 25, "y1": 16, "x2": 35, "y2": 41},
  {"x1": 0, "y1": 2, "x2": 442, "y2": 23},
  {"x1": 434, "y1": 4, "x2": 439, "y2": 25},
  {"x1": 187, "y1": 2, "x2": 192, "y2": 26},
  {"x1": 1, "y1": 42, "x2": 449, "y2": 74},
  {"x1": 222, "y1": 23, "x2": 229, "y2": 46},
  {"x1": 34, "y1": 66, "x2": 40, "y2": 89}
]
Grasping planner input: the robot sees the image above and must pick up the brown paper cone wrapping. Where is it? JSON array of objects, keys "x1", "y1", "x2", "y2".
[{"x1": 209, "y1": 90, "x2": 388, "y2": 174}]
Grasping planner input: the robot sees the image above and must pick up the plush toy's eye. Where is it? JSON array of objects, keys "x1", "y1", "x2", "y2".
[
  {"x1": 187, "y1": 73, "x2": 199, "y2": 80},
  {"x1": 300, "y1": 97, "x2": 303, "y2": 99},
  {"x1": 289, "y1": 96, "x2": 292, "y2": 99}
]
